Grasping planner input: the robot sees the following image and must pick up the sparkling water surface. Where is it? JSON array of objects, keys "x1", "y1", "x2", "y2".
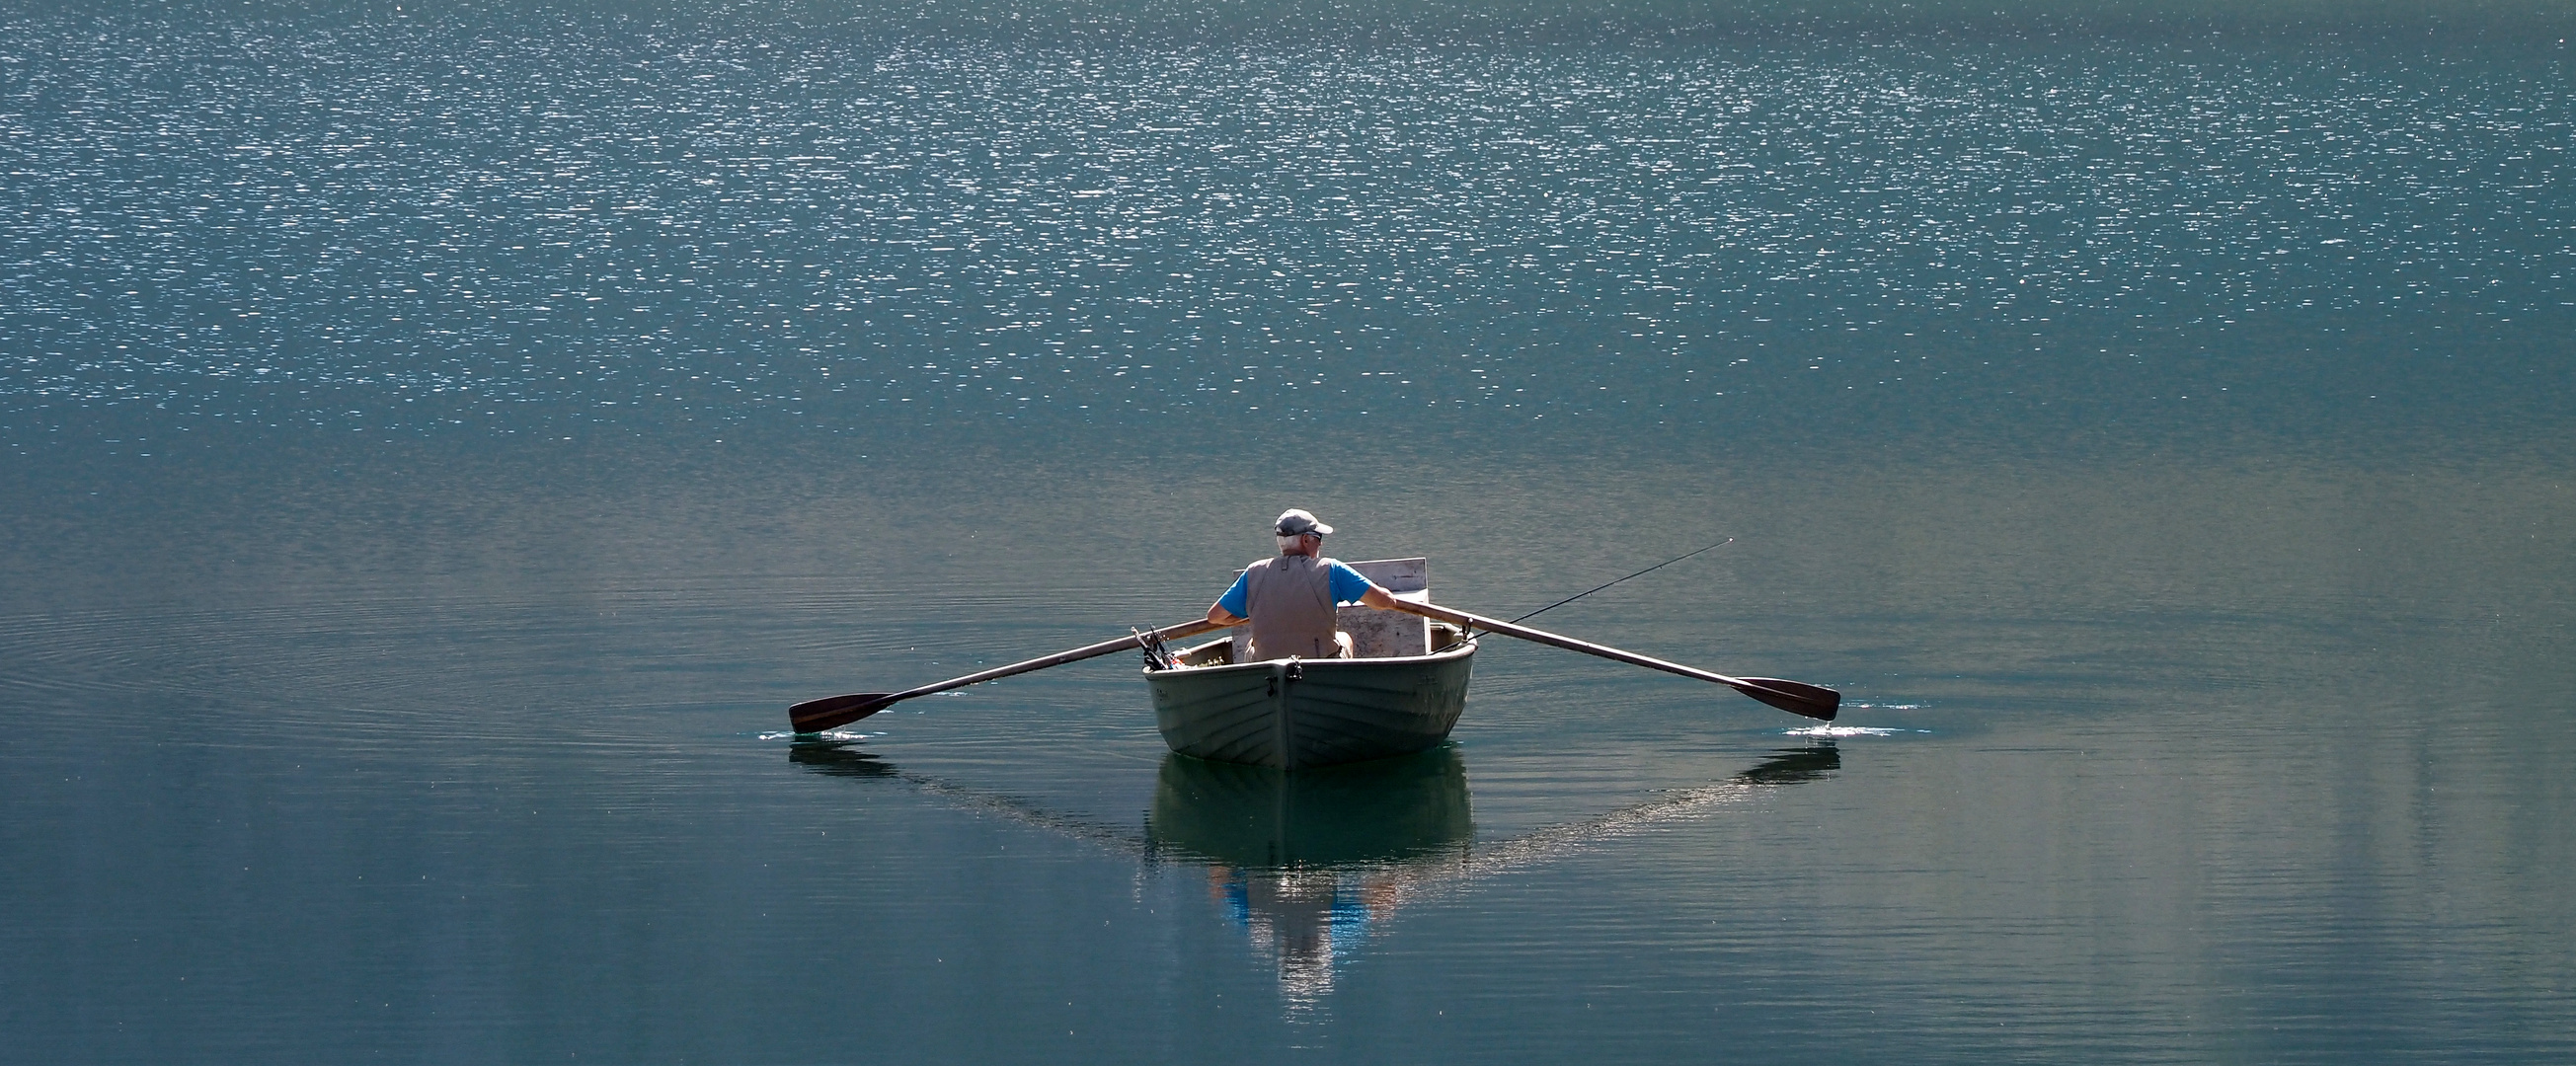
[{"x1": 4, "y1": 4, "x2": 2573, "y2": 1063}]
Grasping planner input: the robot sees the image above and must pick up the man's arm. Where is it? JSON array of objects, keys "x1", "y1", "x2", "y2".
[
  {"x1": 1209, "y1": 571, "x2": 1251, "y2": 627},
  {"x1": 1327, "y1": 561, "x2": 1403, "y2": 612}
]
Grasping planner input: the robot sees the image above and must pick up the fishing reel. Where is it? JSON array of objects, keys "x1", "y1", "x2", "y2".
[{"x1": 1133, "y1": 627, "x2": 1180, "y2": 670}]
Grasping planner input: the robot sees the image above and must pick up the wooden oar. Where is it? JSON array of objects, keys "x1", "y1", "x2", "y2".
[
  {"x1": 1388, "y1": 599, "x2": 1839, "y2": 722},
  {"x1": 789, "y1": 618, "x2": 1229, "y2": 733}
]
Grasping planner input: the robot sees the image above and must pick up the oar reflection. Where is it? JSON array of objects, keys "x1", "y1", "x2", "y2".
[{"x1": 786, "y1": 741, "x2": 1839, "y2": 1009}]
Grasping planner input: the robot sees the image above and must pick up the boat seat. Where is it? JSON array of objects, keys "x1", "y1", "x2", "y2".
[{"x1": 1339, "y1": 557, "x2": 1431, "y2": 658}]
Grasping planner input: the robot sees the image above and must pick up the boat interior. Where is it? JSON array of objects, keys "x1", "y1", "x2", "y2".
[{"x1": 1171, "y1": 557, "x2": 1470, "y2": 667}]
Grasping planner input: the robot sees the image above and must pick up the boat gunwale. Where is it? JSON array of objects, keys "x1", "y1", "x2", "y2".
[{"x1": 1147, "y1": 636, "x2": 1477, "y2": 679}]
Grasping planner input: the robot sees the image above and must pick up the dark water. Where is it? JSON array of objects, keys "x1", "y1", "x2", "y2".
[{"x1": 5, "y1": 4, "x2": 2573, "y2": 1062}]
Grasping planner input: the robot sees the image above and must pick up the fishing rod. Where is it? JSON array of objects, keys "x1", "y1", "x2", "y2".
[{"x1": 1507, "y1": 537, "x2": 1736, "y2": 625}]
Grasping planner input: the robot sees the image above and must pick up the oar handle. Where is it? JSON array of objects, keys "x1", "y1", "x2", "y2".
[{"x1": 1385, "y1": 599, "x2": 1838, "y2": 721}]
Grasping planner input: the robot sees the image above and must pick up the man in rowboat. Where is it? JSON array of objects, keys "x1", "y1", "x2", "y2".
[{"x1": 1205, "y1": 508, "x2": 1406, "y2": 660}]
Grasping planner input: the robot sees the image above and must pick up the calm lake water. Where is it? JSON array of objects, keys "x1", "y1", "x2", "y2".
[{"x1": 5, "y1": 3, "x2": 2572, "y2": 1062}]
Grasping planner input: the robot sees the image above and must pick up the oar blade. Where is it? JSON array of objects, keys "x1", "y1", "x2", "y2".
[
  {"x1": 790, "y1": 692, "x2": 898, "y2": 733},
  {"x1": 1734, "y1": 677, "x2": 1840, "y2": 722}
]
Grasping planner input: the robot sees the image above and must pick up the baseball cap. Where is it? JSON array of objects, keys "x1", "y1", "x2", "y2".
[{"x1": 1274, "y1": 508, "x2": 1334, "y2": 536}]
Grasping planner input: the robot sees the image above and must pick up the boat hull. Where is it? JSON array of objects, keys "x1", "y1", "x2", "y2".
[{"x1": 1147, "y1": 637, "x2": 1476, "y2": 770}]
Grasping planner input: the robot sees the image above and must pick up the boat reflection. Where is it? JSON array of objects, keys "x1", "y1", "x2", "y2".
[
  {"x1": 1146, "y1": 748, "x2": 1474, "y2": 1005},
  {"x1": 786, "y1": 739, "x2": 1838, "y2": 1011},
  {"x1": 1147, "y1": 746, "x2": 1474, "y2": 869}
]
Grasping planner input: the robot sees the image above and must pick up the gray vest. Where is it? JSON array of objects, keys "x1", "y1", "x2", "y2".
[{"x1": 1241, "y1": 554, "x2": 1340, "y2": 661}]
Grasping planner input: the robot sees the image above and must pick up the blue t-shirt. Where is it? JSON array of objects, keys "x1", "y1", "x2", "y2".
[{"x1": 1216, "y1": 559, "x2": 1374, "y2": 619}]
